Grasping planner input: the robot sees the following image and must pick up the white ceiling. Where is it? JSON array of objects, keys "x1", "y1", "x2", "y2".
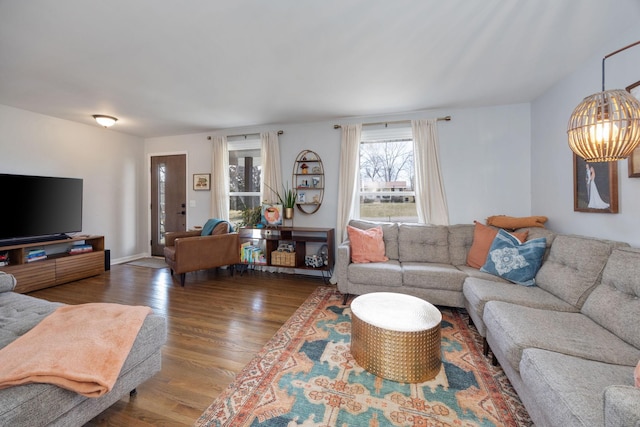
[{"x1": 1, "y1": 0, "x2": 639, "y2": 138}]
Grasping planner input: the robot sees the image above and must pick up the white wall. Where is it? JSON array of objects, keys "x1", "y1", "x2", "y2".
[
  {"x1": 531, "y1": 27, "x2": 640, "y2": 247},
  {"x1": 0, "y1": 105, "x2": 148, "y2": 262},
  {"x1": 146, "y1": 103, "x2": 533, "y2": 235}
]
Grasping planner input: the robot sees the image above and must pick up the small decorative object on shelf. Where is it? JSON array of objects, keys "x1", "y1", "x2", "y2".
[
  {"x1": 293, "y1": 149, "x2": 324, "y2": 214},
  {"x1": 261, "y1": 203, "x2": 283, "y2": 226}
]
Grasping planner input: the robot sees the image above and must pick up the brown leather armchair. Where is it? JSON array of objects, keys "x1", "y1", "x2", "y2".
[{"x1": 163, "y1": 221, "x2": 240, "y2": 286}]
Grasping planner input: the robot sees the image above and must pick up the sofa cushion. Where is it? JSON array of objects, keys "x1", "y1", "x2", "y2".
[
  {"x1": 0, "y1": 292, "x2": 62, "y2": 349},
  {"x1": 466, "y1": 222, "x2": 528, "y2": 269},
  {"x1": 480, "y1": 230, "x2": 546, "y2": 286},
  {"x1": 484, "y1": 301, "x2": 640, "y2": 373},
  {"x1": 402, "y1": 262, "x2": 467, "y2": 292},
  {"x1": 398, "y1": 224, "x2": 449, "y2": 263},
  {"x1": 457, "y1": 265, "x2": 509, "y2": 282},
  {"x1": 347, "y1": 225, "x2": 389, "y2": 263},
  {"x1": 535, "y1": 235, "x2": 624, "y2": 308},
  {"x1": 463, "y1": 277, "x2": 576, "y2": 336},
  {"x1": 581, "y1": 247, "x2": 640, "y2": 349},
  {"x1": 349, "y1": 219, "x2": 399, "y2": 260},
  {"x1": 447, "y1": 224, "x2": 474, "y2": 266},
  {"x1": 520, "y1": 348, "x2": 634, "y2": 427},
  {"x1": 347, "y1": 261, "x2": 402, "y2": 287}
]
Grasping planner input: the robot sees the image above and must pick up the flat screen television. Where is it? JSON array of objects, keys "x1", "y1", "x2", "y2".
[{"x1": 0, "y1": 173, "x2": 83, "y2": 245}]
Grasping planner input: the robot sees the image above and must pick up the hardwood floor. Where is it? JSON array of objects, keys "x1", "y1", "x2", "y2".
[{"x1": 28, "y1": 263, "x2": 324, "y2": 426}]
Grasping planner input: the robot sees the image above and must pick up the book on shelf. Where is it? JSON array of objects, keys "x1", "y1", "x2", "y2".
[
  {"x1": 0, "y1": 251, "x2": 8, "y2": 266},
  {"x1": 27, "y1": 249, "x2": 46, "y2": 258},
  {"x1": 68, "y1": 244, "x2": 93, "y2": 254},
  {"x1": 26, "y1": 248, "x2": 47, "y2": 262},
  {"x1": 240, "y1": 242, "x2": 265, "y2": 264}
]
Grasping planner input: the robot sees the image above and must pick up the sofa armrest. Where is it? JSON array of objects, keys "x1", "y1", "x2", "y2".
[
  {"x1": 165, "y1": 230, "x2": 201, "y2": 246},
  {"x1": 604, "y1": 385, "x2": 640, "y2": 427},
  {"x1": 0, "y1": 272, "x2": 16, "y2": 293},
  {"x1": 336, "y1": 240, "x2": 351, "y2": 293},
  {"x1": 172, "y1": 233, "x2": 240, "y2": 274}
]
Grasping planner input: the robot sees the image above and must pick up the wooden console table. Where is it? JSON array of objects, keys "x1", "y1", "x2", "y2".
[
  {"x1": 238, "y1": 227, "x2": 334, "y2": 278},
  {"x1": 0, "y1": 235, "x2": 105, "y2": 293}
]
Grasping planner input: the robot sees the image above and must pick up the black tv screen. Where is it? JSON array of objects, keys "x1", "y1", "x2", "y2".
[{"x1": 0, "y1": 174, "x2": 83, "y2": 244}]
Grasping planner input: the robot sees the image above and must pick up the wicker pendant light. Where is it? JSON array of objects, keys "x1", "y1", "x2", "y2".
[{"x1": 567, "y1": 41, "x2": 640, "y2": 162}]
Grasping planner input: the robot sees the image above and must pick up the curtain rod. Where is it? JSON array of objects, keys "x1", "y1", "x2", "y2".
[
  {"x1": 333, "y1": 116, "x2": 451, "y2": 129},
  {"x1": 207, "y1": 130, "x2": 283, "y2": 140}
]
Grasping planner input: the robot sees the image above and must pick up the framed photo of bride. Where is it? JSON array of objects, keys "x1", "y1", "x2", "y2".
[
  {"x1": 573, "y1": 154, "x2": 618, "y2": 213},
  {"x1": 626, "y1": 80, "x2": 640, "y2": 177}
]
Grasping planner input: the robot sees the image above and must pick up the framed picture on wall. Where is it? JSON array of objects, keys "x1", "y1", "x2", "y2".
[
  {"x1": 626, "y1": 80, "x2": 640, "y2": 177},
  {"x1": 573, "y1": 154, "x2": 618, "y2": 213},
  {"x1": 193, "y1": 173, "x2": 211, "y2": 190}
]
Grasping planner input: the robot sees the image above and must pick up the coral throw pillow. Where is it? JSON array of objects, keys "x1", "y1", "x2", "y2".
[
  {"x1": 467, "y1": 221, "x2": 528, "y2": 269},
  {"x1": 347, "y1": 225, "x2": 389, "y2": 264},
  {"x1": 635, "y1": 360, "x2": 640, "y2": 388}
]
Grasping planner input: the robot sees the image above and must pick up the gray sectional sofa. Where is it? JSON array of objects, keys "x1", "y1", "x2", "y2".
[
  {"x1": 337, "y1": 219, "x2": 640, "y2": 427},
  {"x1": 0, "y1": 272, "x2": 167, "y2": 426}
]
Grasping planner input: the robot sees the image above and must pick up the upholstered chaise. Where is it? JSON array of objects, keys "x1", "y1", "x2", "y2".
[
  {"x1": 163, "y1": 220, "x2": 240, "y2": 286},
  {"x1": 0, "y1": 272, "x2": 167, "y2": 426}
]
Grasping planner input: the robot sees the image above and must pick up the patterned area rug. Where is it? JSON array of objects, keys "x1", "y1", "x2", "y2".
[{"x1": 195, "y1": 287, "x2": 531, "y2": 427}]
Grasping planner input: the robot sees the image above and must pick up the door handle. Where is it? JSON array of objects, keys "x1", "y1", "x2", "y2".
[{"x1": 178, "y1": 211, "x2": 186, "y2": 215}]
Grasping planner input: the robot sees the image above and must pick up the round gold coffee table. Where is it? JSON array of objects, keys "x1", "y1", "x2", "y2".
[{"x1": 350, "y1": 292, "x2": 442, "y2": 383}]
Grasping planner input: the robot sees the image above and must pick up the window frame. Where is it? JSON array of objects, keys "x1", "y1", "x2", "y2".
[{"x1": 357, "y1": 125, "x2": 417, "y2": 223}]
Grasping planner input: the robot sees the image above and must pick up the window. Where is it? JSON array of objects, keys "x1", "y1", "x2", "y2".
[
  {"x1": 358, "y1": 125, "x2": 418, "y2": 223},
  {"x1": 228, "y1": 139, "x2": 262, "y2": 227}
]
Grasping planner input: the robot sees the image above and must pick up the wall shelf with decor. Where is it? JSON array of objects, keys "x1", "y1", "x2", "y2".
[
  {"x1": 293, "y1": 149, "x2": 324, "y2": 214},
  {"x1": 0, "y1": 235, "x2": 105, "y2": 293},
  {"x1": 237, "y1": 227, "x2": 334, "y2": 278}
]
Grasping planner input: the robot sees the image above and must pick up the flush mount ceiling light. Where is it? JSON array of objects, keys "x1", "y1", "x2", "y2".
[
  {"x1": 92, "y1": 115, "x2": 118, "y2": 128},
  {"x1": 567, "y1": 41, "x2": 640, "y2": 162}
]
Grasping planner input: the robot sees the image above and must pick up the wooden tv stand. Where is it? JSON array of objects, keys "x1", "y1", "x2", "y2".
[{"x1": 0, "y1": 235, "x2": 105, "y2": 293}]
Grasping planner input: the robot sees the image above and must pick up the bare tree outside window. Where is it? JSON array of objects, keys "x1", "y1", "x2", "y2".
[{"x1": 359, "y1": 135, "x2": 417, "y2": 223}]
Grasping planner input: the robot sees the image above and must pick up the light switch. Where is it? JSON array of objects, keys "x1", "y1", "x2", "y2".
[{"x1": 189, "y1": 200, "x2": 196, "y2": 207}]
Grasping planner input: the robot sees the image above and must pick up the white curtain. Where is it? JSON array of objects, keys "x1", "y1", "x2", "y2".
[
  {"x1": 331, "y1": 124, "x2": 361, "y2": 284},
  {"x1": 411, "y1": 119, "x2": 449, "y2": 225},
  {"x1": 210, "y1": 135, "x2": 230, "y2": 220},
  {"x1": 260, "y1": 131, "x2": 283, "y2": 204},
  {"x1": 335, "y1": 124, "x2": 362, "y2": 244}
]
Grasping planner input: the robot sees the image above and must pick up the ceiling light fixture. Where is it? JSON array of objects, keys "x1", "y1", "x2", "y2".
[
  {"x1": 92, "y1": 114, "x2": 118, "y2": 128},
  {"x1": 567, "y1": 41, "x2": 640, "y2": 162}
]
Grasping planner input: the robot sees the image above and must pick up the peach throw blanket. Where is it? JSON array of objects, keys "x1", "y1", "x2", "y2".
[{"x1": 0, "y1": 303, "x2": 151, "y2": 397}]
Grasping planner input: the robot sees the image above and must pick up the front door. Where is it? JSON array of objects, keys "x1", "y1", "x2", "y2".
[{"x1": 151, "y1": 154, "x2": 186, "y2": 256}]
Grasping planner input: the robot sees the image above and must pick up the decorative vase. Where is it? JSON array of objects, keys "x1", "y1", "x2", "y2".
[{"x1": 285, "y1": 207, "x2": 294, "y2": 219}]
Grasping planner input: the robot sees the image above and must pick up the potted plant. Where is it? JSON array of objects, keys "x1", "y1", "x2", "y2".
[
  {"x1": 239, "y1": 206, "x2": 262, "y2": 228},
  {"x1": 266, "y1": 182, "x2": 297, "y2": 219}
]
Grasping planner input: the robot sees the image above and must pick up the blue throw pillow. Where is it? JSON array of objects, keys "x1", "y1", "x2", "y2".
[{"x1": 480, "y1": 229, "x2": 546, "y2": 286}]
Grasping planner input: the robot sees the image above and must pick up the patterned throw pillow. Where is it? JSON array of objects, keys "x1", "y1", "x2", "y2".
[
  {"x1": 481, "y1": 229, "x2": 546, "y2": 286},
  {"x1": 466, "y1": 221, "x2": 529, "y2": 269}
]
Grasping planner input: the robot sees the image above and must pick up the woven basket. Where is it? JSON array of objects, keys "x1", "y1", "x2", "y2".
[{"x1": 271, "y1": 251, "x2": 295, "y2": 267}]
